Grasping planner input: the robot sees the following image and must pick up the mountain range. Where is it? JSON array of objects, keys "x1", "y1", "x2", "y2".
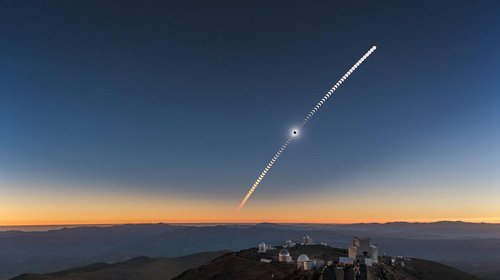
[
  {"x1": 10, "y1": 245, "x2": 479, "y2": 280},
  {"x1": 1, "y1": 222, "x2": 499, "y2": 279}
]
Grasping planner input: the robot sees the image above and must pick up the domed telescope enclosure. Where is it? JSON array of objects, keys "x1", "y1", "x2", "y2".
[
  {"x1": 297, "y1": 254, "x2": 310, "y2": 268},
  {"x1": 279, "y1": 248, "x2": 291, "y2": 263}
]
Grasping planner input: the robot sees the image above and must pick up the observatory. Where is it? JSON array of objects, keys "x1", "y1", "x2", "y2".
[
  {"x1": 258, "y1": 242, "x2": 267, "y2": 253},
  {"x1": 278, "y1": 248, "x2": 292, "y2": 263},
  {"x1": 303, "y1": 259, "x2": 314, "y2": 271},
  {"x1": 302, "y1": 235, "x2": 314, "y2": 245},
  {"x1": 348, "y1": 236, "x2": 379, "y2": 265},
  {"x1": 260, "y1": 258, "x2": 272, "y2": 263},
  {"x1": 284, "y1": 239, "x2": 296, "y2": 248},
  {"x1": 297, "y1": 254, "x2": 310, "y2": 269}
]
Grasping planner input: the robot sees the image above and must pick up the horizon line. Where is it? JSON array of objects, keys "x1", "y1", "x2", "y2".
[{"x1": 2, "y1": 219, "x2": 500, "y2": 228}]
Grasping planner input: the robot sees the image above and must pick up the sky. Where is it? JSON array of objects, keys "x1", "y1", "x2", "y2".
[{"x1": 1, "y1": 1, "x2": 500, "y2": 225}]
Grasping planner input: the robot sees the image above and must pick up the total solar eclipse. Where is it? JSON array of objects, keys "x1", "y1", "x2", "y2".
[{"x1": 238, "y1": 46, "x2": 377, "y2": 210}]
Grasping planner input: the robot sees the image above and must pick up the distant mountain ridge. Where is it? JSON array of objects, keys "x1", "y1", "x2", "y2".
[
  {"x1": 11, "y1": 250, "x2": 228, "y2": 280},
  {"x1": 1, "y1": 222, "x2": 500, "y2": 279}
]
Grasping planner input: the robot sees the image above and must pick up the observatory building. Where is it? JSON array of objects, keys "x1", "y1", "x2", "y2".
[
  {"x1": 297, "y1": 254, "x2": 310, "y2": 269},
  {"x1": 279, "y1": 248, "x2": 292, "y2": 263},
  {"x1": 348, "y1": 236, "x2": 379, "y2": 265},
  {"x1": 303, "y1": 259, "x2": 314, "y2": 271},
  {"x1": 258, "y1": 242, "x2": 267, "y2": 253},
  {"x1": 257, "y1": 242, "x2": 276, "y2": 253},
  {"x1": 284, "y1": 239, "x2": 296, "y2": 248},
  {"x1": 301, "y1": 235, "x2": 314, "y2": 245}
]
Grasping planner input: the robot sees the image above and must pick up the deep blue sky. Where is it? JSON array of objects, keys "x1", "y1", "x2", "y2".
[{"x1": 1, "y1": 1, "x2": 500, "y2": 223}]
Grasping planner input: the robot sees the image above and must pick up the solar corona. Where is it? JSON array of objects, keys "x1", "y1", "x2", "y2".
[{"x1": 238, "y1": 46, "x2": 378, "y2": 210}]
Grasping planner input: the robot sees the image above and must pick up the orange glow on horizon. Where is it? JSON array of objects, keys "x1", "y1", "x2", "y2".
[
  {"x1": 3, "y1": 216, "x2": 500, "y2": 227},
  {"x1": 2, "y1": 179, "x2": 500, "y2": 227}
]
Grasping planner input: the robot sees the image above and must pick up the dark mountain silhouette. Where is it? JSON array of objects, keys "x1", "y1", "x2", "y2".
[
  {"x1": 10, "y1": 250, "x2": 228, "y2": 280},
  {"x1": 9, "y1": 246, "x2": 478, "y2": 280},
  {"x1": 173, "y1": 245, "x2": 479, "y2": 280},
  {"x1": 1, "y1": 222, "x2": 499, "y2": 279}
]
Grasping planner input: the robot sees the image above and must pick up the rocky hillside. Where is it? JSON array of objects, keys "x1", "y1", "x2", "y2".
[
  {"x1": 371, "y1": 256, "x2": 480, "y2": 280},
  {"x1": 10, "y1": 250, "x2": 228, "y2": 280},
  {"x1": 174, "y1": 245, "x2": 480, "y2": 280},
  {"x1": 9, "y1": 244, "x2": 481, "y2": 280}
]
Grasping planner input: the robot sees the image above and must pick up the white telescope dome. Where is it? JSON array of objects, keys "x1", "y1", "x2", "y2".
[
  {"x1": 297, "y1": 254, "x2": 309, "y2": 262},
  {"x1": 279, "y1": 248, "x2": 290, "y2": 257}
]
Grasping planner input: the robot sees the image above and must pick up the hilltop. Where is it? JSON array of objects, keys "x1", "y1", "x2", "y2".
[
  {"x1": 9, "y1": 245, "x2": 479, "y2": 280},
  {"x1": 174, "y1": 245, "x2": 479, "y2": 280},
  {"x1": 11, "y1": 250, "x2": 228, "y2": 280}
]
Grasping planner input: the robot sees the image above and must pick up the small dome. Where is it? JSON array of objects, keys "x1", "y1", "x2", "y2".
[
  {"x1": 297, "y1": 254, "x2": 309, "y2": 262},
  {"x1": 279, "y1": 249, "x2": 290, "y2": 257}
]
